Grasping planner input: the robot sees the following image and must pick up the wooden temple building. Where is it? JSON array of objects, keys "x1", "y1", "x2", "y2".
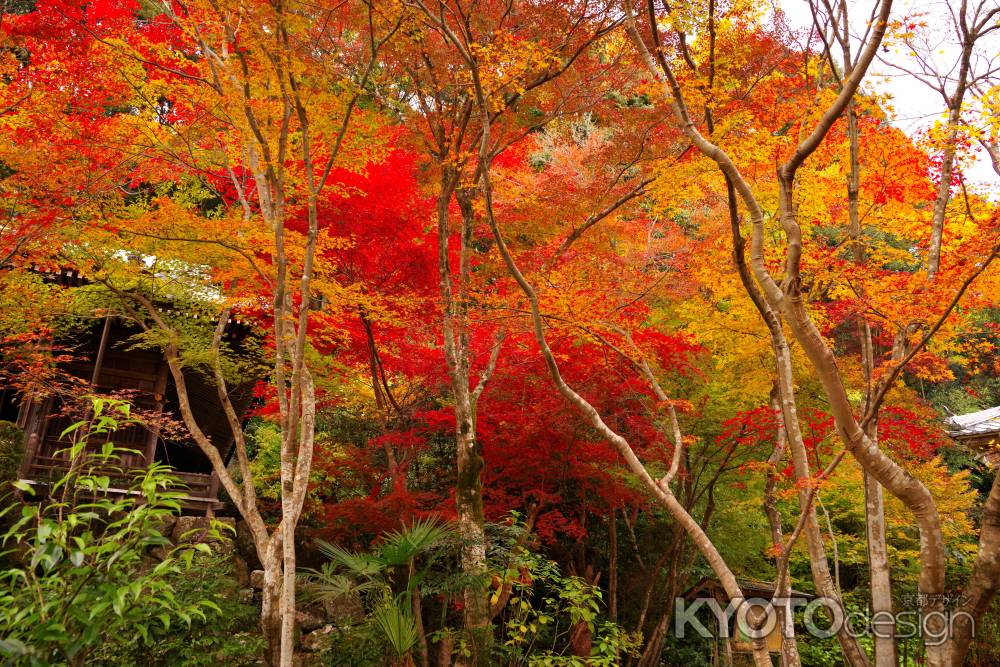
[
  {"x1": 0, "y1": 269, "x2": 256, "y2": 514},
  {"x1": 947, "y1": 406, "x2": 1000, "y2": 465},
  {"x1": 680, "y1": 577, "x2": 816, "y2": 667}
]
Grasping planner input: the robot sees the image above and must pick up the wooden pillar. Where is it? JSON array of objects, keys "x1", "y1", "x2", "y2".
[
  {"x1": 35, "y1": 395, "x2": 55, "y2": 458},
  {"x1": 16, "y1": 399, "x2": 43, "y2": 479},
  {"x1": 17, "y1": 394, "x2": 56, "y2": 477},
  {"x1": 15, "y1": 391, "x2": 30, "y2": 430},
  {"x1": 90, "y1": 316, "x2": 113, "y2": 387},
  {"x1": 17, "y1": 329, "x2": 60, "y2": 478},
  {"x1": 143, "y1": 361, "x2": 169, "y2": 467},
  {"x1": 205, "y1": 471, "x2": 221, "y2": 518}
]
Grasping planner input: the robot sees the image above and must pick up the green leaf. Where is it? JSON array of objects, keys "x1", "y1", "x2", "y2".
[
  {"x1": 59, "y1": 420, "x2": 89, "y2": 440},
  {"x1": 371, "y1": 599, "x2": 418, "y2": 657}
]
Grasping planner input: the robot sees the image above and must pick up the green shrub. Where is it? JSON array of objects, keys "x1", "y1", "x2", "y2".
[
  {"x1": 0, "y1": 420, "x2": 23, "y2": 487},
  {"x1": 301, "y1": 517, "x2": 455, "y2": 665},
  {"x1": 91, "y1": 550, "x2": 263, "y2": 666},
  {"x1": 0, "y1": 398, "x2": 224, "y2": 667},
  {"x1": 490, "y1": 549, "x2": 640, "y2": 666}
]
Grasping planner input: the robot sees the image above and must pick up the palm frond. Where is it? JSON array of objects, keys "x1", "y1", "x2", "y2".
[
  {"x1": 371, "y1": 596, "x2": 418, "y2": 657},
  {"x1": 378, "y1": 516, "x2": 453, "y2": 567},
  {"x1": 315, "y1": 539, "x2": 385, "y2": 577}
]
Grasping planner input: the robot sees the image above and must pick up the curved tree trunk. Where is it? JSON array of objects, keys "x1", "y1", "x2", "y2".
[
  {"x1": 763, "y1": 389, "x2": 801, "y2": 667},
  {"x1": 475, "y1": 132, "x2": 774, "y2": 666},
  {"x1": 774, "y1": 286, "x2": 947, "y2": 667},
  {"x1": 950, "y1": 469, "x2": 1000, "y2": 663},
  {"x1": 725, "y1": 177, "x2": 868, "y2": 666}
]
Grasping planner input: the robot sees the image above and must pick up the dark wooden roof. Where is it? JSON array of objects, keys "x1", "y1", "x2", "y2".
[{"x1": 21, "y1": 264, "x2": 255, "y2": 340}]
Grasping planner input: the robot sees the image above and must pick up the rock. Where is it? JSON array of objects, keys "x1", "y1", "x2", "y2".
[
  {"x1": 296, "y1": 609, "x2": 325, "y2": 632},
  {"x1": 147, "y1": 545, "x2": 168, "y2": 562},
  {"x1": 322, "y1": 591, "x2": 364, "y2": 624},
  {"x1": 250, "y1": 569, "x2": 265, "y2": 589},
  {"x1": 235, "y1": 520, "x2": 262, "y2": 569},
  {"x1": 301, "y1": 625, "x2": 336, "y2": 653},
  {"x1": 154, "y1": 515, "x2": 178, "y2": 541},
  {"x1": 293, "y1": 653, "x2": 325, "y2": 667},
  {"x1": 233, "y1": 554, "x2": 250, "y2": 587},
  {"x1": 170, "y1": 516, "x2": 200, "y2": 543}
]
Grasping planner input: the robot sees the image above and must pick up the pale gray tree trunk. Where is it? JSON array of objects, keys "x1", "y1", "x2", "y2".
[
  {"x1": 927, "y1": 31, "x2": 973, "y2": 279},
  {"x1": 847, "y1": 100, "x2": 896, "y2": 667},
  {"x1": 764, "y1": 391, "x2": 801, "y2": 667},
  {"x1": 436, "y1": 183, "x2": 499, "y2": 665},
  {"x1": 864, "y1": 470, "x2": 897, "y2": 666}
]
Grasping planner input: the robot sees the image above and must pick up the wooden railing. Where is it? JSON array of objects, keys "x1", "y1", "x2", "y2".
[
  {"x1": 20, "y1": 403, "x2": 223, "y2": 514},
  {"x1": 23, "y1": 413, "x2": 222, "y2": 513},
  {"x1": 22, "y1": 458, "x2": 222, "y2": 514}
]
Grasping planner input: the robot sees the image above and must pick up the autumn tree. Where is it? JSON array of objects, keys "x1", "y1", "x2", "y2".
[
  {"x1": 879, "y1": 0, "x2": 1000, "y2": 278},
  {"x1": 627, "y1": 0, "x2": 1000, "y2": 665},
  {"x1": 1, "y1": 1, "x2": 401, "y2": 664},
  {"x1": 390, "y1": 4, "x2": 803, "y2": 665},
  {"x1": 379, "y1": 1, "x2": 624, "y2": 659}
]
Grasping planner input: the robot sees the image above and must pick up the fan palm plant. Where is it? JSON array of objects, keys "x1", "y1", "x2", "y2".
[{"x1": 300, "y1": 517, "x2": 454, "y2": 665}]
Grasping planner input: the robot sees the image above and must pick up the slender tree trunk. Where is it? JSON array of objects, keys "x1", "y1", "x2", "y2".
[
  {"x1": 438, "y1": 634, "x2": 455, "y2": 667},
  {"x1": 638, "y1": 544, "x2": 683, "y2": 667},
  {"x1": 779, "y1": 153, "x2": 947, "y2": 667},
  {"x1": 478, "y1": 151, "x2": 774, "y2": 667},
  {"x1": 638, "y1": 611, "x2": 672, "y2": 667},
  {"x1": 625, "y1": 1, "x2": 974, "y2": 662},
  {"x1": 158, "y1": 331, "x2": 289, "y2": 666},
  {"x1": 631, "y1": 538, "x2": 674, "y2": 660},
  {"x1": 411, "y1": 559, "x2": 430, "y2": 667},
  {"x1": 865, "y1": 469, "x2": 897, "y2": 666},
  {"x1": 927, "y1": 110, "x2": 961, "y2": 280},
  {"x1": 453, "y1": 392, "x2": 489, "y2": 659},
  {"x1": 775, "y1": 288, "x2": 948, "y2": 667},
  {"x1": 609, "y1": 509, "x2": 618, "y2": 623},
  {"x1": 846, "y1": 100, "x2": 896, "y2": 667},
  {"x1": 436, "y1": 183, "x2": 490, "y2": 664},
  {"x1": 950, "y1": 468, "x2": 1000, "y2": 663},
  {"x1": 261, "y1": 559, "x2": 284, "y2": 666},
  {"x1": 764, "y1": 390, "x2": 801, "y2": 667},
  {"x1": 846, "y1": 107, "x2": 895, "y2": 667},
  {"x1": 726, "y1": 177, "x2": 867, "y2": 666},
  {"x1": 927, "y1": 72, "x2": 971, "y2": 279},
  {"x1": 280, "y1": 513, "x2": 297, "y2": 663},
  {"x1": 776, "y1": 363, "x2": 858, "y2": 665},
  {"x1": 625, "y1": 7, "x2": 894, "y2": 661}
]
